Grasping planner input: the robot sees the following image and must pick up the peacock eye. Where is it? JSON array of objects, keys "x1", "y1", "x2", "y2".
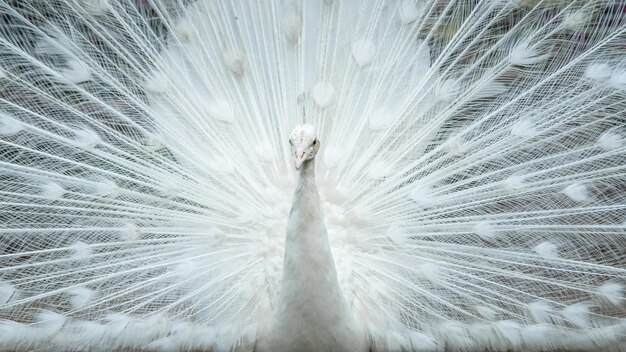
[{"x1": 313, "y1": 140, "x2": 317, "y2": 145}]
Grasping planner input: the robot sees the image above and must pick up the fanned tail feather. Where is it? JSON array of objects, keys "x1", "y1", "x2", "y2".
[{"x1": 0, "y1": 0, "x2": 624, "y2": 351}]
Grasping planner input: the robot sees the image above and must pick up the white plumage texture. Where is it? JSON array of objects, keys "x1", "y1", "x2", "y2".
[{"x1": 0, "y1": 0, "x2": 625, "y2": 351}]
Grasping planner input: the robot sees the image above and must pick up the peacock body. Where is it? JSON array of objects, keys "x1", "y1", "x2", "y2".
[{"x1": 0, "y1": 0, "x2": 625, "y2": 351}]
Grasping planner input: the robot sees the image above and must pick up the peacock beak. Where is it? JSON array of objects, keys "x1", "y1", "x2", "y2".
[{"x1": 294, "y1": 150, "x2": 306, "y2": 170}]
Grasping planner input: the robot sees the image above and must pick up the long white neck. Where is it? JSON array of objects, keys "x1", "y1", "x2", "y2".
[
  {"x1": 261, "y1": 158, "x2": 365, "y2": 351},
  {"x1": 280, "y1": 158, "x2": 346, "y2": 313}
]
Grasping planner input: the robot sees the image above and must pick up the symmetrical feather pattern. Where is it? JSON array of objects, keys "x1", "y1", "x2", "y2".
[{"x1": 0, "y1": 0, "x2": 625, "y2": 351}]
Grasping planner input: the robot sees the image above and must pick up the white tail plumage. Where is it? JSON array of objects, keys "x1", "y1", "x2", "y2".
[{"x1": 0, "y1": 0, "x2": 625, "y2": 351}]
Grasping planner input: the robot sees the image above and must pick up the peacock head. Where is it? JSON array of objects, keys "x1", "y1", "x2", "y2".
[{"x1": 289, "y1": 124, "x2": 320, "y2": 170}]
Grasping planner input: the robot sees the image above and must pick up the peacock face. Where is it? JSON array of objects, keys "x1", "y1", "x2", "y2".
[{"x1": 289, "y1": 124, "x2": 320, "y2": 169}]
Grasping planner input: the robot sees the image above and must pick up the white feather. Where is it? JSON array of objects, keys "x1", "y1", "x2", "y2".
[
  {"x1": 120, "y1": 224, "x2": 141, "y2": 241},
  {"x1": 95, "y1": 179, "x2": 120, "y2": 196},
  {"x1": 410, "y1": 183, "x2": 437, "y2": 207},
  {"x1": 312, "y1": 82, "x2": 335, "y2": 108},
  {"x1": 471, "y1": 81, "x2": 508, "y2": 100},
  {"x1": 597, "y1": 130, "x2": 622, "y2": 151},
  {"x1": 351, "y1": 39, "x2": 376, "y2": 67},
  {"x1": 561, "y1": 10, "x2": 591, "y2": 30},
  {"x1": 533, "y1": 241, "x2": 558, "y2": 259},
  {"x1": 384, "y1": 331, "x2": 409, "y2": 351},
  {"x1": 0, "y1": 281, "x2": 17, "y2": 305},
  {"x1": 0, "y1": 114, "x2": 23, "y2": 135},
  {"x1": 473, "y1": 221, "x2": 496, "y2": 240},
  {"x1": 69, "y1": 241, "x2": 92, "y2": 260},
  {"x1": 435, "y1": 79, "x2": 460, "y2": 101},
  {"x1": 0, "y1": 1, "x2": 624, "y2": 351},
  {"x1": 609, "y1": 69, "x2": 626, "y2": 89},
  {"x1": 444, "y1": 135, "x2": 468, "y2": 155},
  {"x1": 0, "y1": 320, "x2": 26, "y2": 345},
  {"x1": 84, "y1": 0, "x2": 110, "y2": 14},
  {"x1": 69, "y1": 320, "x2": 107, "y2": 345},
  {"x1": 222, "y1": 49, "x2": 246, "y2": 76},
  {"x1": 66, "y1": 286, "x2": 95, "y2": 310},
  {"x1": 35, "y1": 310, "x2": 67, "y2": 337},
  {"x1": 284, "y1": 10, "x2": 302, "y2": 42},
  {"x1": 144, "y1": 133, "x2": 166, "y2": 151},
  {"x1": 475, "y1": 305, "x2": 497, "y2": 320},
  {"x1": 207, "y1": 98, "x2": 234, "y2": 122},
  {"x1": 527, "y1": 300, "x2": 553, "y2": 323},
  {"x1": 103, "y1": 313, "x2": 131, "y2": 337},
  {"x1": 73, "y1": 129, "x2": 101, "y2": 149},
  {"x1": 60, "y1": 60, "x2": 91, "y2": 83},
  {"x1": 511, "y1": 119, "x2": 537, "y2": 138},
  {"x1": 144, "y1": 72, "x2": 169, "y2": 93},
  {"x1": 520, "y1": 324, "x2": 553, "y2": 349},
  {"x1": 209, "y1": 156, "x2": 234, "y2": 173},
  {"x1": 509, "y1": 40, "x2": 550, "y2": 65},
  {"x1": 493, "y1": 320, "x2": 521, "y2": 347},
  {"x1": 502, "y1": 175, "x2": 525, "y2": 192},
  {"x1": 174, "y1": 17, "x2": 194, "y2": 44},
  {"x1": 563, "y1": 182, "x2": 588, "y2": 202},
  {"x1": 398, "y1": 1, "x2": 424, "y2": 24},
  {"x1": 369, "y1": 107, "x2": 396, "y2": 130},
  {"x1": 323, "y1": 147, "x2": 343, "y2": 168},
  {"x1": 417, "y1": 263, "x2": 440, "y2": 283},
  {"x1": 256, "y1": 141, "x2": 275, "y2": 162},
  {"x1": 597, "y1": 282, "x2": 624, "y2": 306},
  {"x1": 561, "y1": 303, "x2": 591, "y2": 328},
  {"x1": 584, "y1": 62, "x2": 612, "y2": 81},
  {"x1": 147, "y1": 336, "x2": 182, "y2": 352},
  {"x1": 41, "y1": 182, "x2": 65, "y2": 200},
  {"x1": 367, "y1": 160, "x2": 393, "y2": 179},
  {"x1": 408, "y1": 331, "x2": 442, "y2": 351}
]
